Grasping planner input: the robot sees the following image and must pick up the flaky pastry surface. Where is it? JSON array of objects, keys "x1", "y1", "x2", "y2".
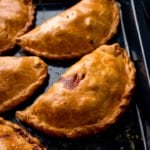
[
  {"x1": 0, "y1": 57, "x2": 47, "y2": 113},
  {"x1": 16, "y1": 43, "x2": 136, "y2": 138},
  {"x1": 0, "y1": 0, "x2": 35, "y2": 53},
  {"x1": 17, "y1": 0, "x2": 119, "y2": 59},
  {"x1": 0, "y1": 117, "x2": 46, "y2": 150}
]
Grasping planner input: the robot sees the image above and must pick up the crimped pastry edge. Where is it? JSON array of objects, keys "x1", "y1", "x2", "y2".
[
  {"x1": 0, "y1": 117, "x2": 46, "y2": 149},
  {"x1": 0, "y1": 0, "x2": 35, "y2": 53},
  {"x1": 16, "y1": 43, "x2": 136, "y2": 138},
  {"x1": 16, "y1": 0, "x2": 120, "y2": 60},
  {"x1": 0, "y1": 56, "x2": 48, "y2": 113}
]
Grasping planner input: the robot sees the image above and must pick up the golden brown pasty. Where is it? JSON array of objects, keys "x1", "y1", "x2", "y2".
[
  {"x1": 0, "y1": 0, "x2": 34, "y2": 53},
  {"x1": 16, "y1": 43, "x2": 136, "y2": 138},
  {"x1": 0, "y1": 117, "x2": 46, "y2": 150},
  {"x1": 0, "y1": 57, "x2": 47, "y2": 113},
  {"x1": 16, "y1": 0, "x2": 119, "y2": 59}
]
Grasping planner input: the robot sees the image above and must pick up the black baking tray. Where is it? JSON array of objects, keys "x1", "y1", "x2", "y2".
[{"x1": 1, "y1": 0, "x2": 150, "y2": 149}]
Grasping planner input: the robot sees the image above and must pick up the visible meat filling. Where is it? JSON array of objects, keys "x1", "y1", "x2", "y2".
[{"x1": 58, "y1": 73, "x2": 85, "y2": 90}]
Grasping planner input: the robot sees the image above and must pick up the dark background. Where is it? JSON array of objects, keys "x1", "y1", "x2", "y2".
[{"x1": 1, "y1": 0, "x2": 150, "y2": 149}]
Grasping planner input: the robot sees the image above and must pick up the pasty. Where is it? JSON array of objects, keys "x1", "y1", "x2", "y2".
[
  {"x1": 0, "y1": 0, "x2": 34, "y2": 53},
  {"x1": 0, "y1": 117, "x2": 46, "y2": 150},
  {"x1": 0, "y1": 57, "x2": 47, "y2": 113},
  {"x1": 16, "y1": 0, "x2": 119, "y2": 59},
  {"x1": 16, "y1": 43, "x2": 136, "y2": 138}
]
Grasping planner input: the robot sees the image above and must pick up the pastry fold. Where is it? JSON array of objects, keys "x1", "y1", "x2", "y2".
[
  {"x1": 0, "y1": 117, "x2": 46, "y2": 150},
  {"x1": 16, "y1": 43, "x2": 136, "y2": 138},
  {"x1": 0, "y1": 0, "x2": 35, "y2": 53},
  {"x1": 17, "y1": 0, "x2": 119, "y2": 59},
  {"x1": 0, "y1": 57, "x2": 48, "y2": 113}
]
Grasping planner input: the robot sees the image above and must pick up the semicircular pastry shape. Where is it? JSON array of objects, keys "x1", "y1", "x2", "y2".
[
  {"x1": 17, "y1": 0, "x2": 119, "y2": 59},
  {"x1": 0, "y1": 0, "x2": 35, "y2": 53},
  {"x1": 16, "y1": 43, "x2": 136, "y2": 138},
  {"x1": 0, "y1": 117, "x2": 46, "y2": 150},
  {"x1": 0, "y1": 57, "x2": 48, "y2": 113}
]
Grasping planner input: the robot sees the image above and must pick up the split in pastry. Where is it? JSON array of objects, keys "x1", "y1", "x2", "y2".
[
  {"x1": 16, "y1": 43, "x2": 136, "y2": 138},
  {"x1": 16, "y1": 0, "x2": 119, "y2": 59},
  {"x1": 0, "y1": 117, "x2": 46, "y2": 150},
  {"x1": 0, "y1": 57, "x2": 48, "y2": 113},
  {"x1": 0, "y1": 0, "x2": 35, "y2": 53}
]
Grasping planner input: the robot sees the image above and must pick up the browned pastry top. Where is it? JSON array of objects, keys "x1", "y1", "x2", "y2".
[
  {"x1": 0, "y1": 117, "x2": 46, "y2": 150},
  {"x1": 0, "y1": 0, "x2": 34, "y2": 53},
  {"x1": 17, "y1": 0, "x2": 119, "y2": 59},
  {"x1": 16, "y1": 43, "x2": 136, "y2": 138},
  {"x1": 0, "y1": 57, "x2": 48, "y2": 113}
]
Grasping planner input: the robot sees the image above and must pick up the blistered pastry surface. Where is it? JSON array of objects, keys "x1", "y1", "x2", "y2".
[
  {"x1": 0, "y1": 57, "x2": 48, "y2": 113},
  {"x1": 16, "y1": 43, "x2": 136, "y2": 138},
  {"x1": 17, "y1": 0, "x2": 119, "y2": 59},
  {"x1": 0, "y1": 0, "x2": 34, "y2": 53},
  {"x1": 0, "y1": 117, "x2": 46, "y2": 150}
]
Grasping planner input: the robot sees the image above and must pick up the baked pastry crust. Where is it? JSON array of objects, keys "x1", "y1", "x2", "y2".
[
  {"x1": 0, "y1": 117, "x2": 46, "y2": 150},
  {"x1": 16, "y1": 0, "x2": 119, "y2": 59},
  {"x1": 0, "y1": 57, "x2": 47, "y2": 113},
  {"x1": 0, "y1": 0, "x2": 35, "y2": 53},
  {"x1": 16, "y1": 43, "x2": 136, "y2": 138}
]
